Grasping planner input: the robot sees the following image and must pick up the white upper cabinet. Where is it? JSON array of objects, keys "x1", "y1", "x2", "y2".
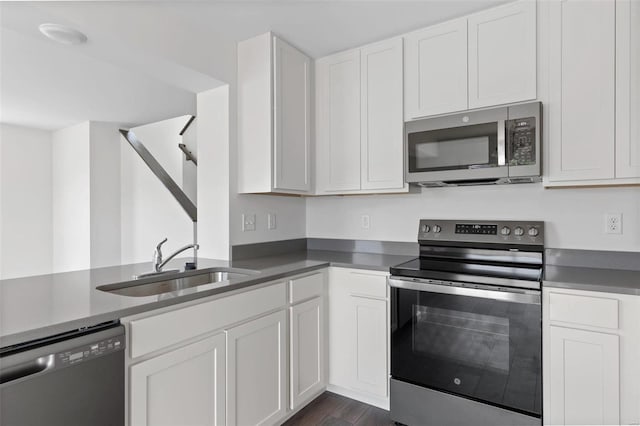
[
  {"x1": 403, "y1": 1, "x2": 536, "y2": 120},
  {"x1": 404, "y1": 18, "x2": 468, "y2": 120},
  {"x1": 468, "y1": 0, "x2": 537, "y2": 109},
  {"x1": 274, "y1": 37, "x2": 311, "y2": 191},
  {"x1": 547, "y1": 0, "x2": 616, "y2": 182},
  {"x1": 238, "y1": 32, "x2": 311, "y2": 194},
  {"x1": 316, "y1": 50, "x2": 362, "y2": 193},
  {"x1": 360, "y1": 38, "x2": 405, "y2": 190},
  {"x1": 615, "y1": 0, "x2": 640, "y2": 179},
  {"x1": 316, "y1": 38, "x2": 406, "y2": 195}
]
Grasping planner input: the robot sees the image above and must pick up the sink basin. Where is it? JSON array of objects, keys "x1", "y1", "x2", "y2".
[{"x1": 97, "y1": 268, "x2": 255, "y2": 297}]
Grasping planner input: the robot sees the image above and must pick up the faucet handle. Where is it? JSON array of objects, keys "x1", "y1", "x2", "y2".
[
  {"x1": 152, "y1": 238, "x2": 168, "y2": 271},
  {"x1": 156, "y1": 237, "x2": 168, "y2": 251}
]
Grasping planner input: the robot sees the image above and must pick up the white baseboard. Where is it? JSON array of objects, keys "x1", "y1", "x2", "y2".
[{"x1": 326, "y1": 384, "x2": 390, "y2": 411}]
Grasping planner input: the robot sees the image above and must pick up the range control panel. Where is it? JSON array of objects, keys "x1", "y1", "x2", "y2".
[
  {"x1": 57, "y1": 334, "x2": 125, "y2": 368},
  {"x1": 419, "y1": 219, "x2": 544, "y2": 246},
  {"x1": 455, "y1": 224, "x2": 497, "y2": 235}
]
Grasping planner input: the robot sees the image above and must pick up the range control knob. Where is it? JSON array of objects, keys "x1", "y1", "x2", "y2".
[
  {"x1": 500, "y1": 226, "x2": 511, "y2": 236},
  {"x1": 528, "y1": 227, "x2": 539, "y2": 237},
  {"x1": 433, "y1": 225, "x2": 442, "y2": 233},
  {"x1": 514, "y1": 227, "x2": 525, "y2": 237},
  {"x1": 421, "y1": 224, "x2": 430, "y2": 233}
]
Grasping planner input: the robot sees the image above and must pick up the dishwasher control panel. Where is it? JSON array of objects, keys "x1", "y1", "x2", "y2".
[{"x1": 58, "y1": 334, "x2": 125, "y2": 367}]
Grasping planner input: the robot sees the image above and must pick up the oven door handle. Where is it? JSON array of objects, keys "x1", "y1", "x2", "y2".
[{"x1": 388, "y1": 277, "x2": 541, "y2": 305}]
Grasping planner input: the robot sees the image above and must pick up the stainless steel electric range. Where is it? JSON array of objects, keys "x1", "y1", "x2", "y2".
[{"x1": 389, "y1": 219, "x2": 544, "y2": 426}]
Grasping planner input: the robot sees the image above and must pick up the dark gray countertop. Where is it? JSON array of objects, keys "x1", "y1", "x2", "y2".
[
  {"x1": 544, "y1": 265, "x2": 640, "y2": 295},
  {"x1": 232, "y1": 249, "x2": 413, "y2": 272},
  {"x1": 0, "y1": 250, "x2": 412, "y2": 348},
  {"x1": 3, "y1": 244, "x2": 637, "y2": 348}
]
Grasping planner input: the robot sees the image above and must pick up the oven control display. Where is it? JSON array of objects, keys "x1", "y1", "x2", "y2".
[{"x1": 455, "y1": 224, "x2": 497, "y2": 235}]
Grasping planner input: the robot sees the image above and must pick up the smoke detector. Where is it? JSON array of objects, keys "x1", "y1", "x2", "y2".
[{"x1": 38, "y1": 23, "x2": 87, "y2": 45}]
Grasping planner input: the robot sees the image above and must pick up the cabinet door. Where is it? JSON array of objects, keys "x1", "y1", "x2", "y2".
[
  {"x1": 290, "y1": 297, "x2": 324, "y2": 409},
  {"x1": 615, "y1": 0, "x2": 640, "y2": 178},
  {"x1": 349, "y1": 295, "x2": 388, "y2": 398},
  {"x1": 548, "y1": 326, "x2": 620, "y2": 425},
  {"x1": 329, "y1": 268, "x2": 389, "y2": 400},
  {"x1": 226, "y1": 310, "x2": 287, "y2": 426},
  {"x1": 273, "y1": 37, "x2": 311, "y2": 191},
  {"x1": 360, "y1": 38, "x2": 404, "y2": 191},
  {"x1": 316, "y1": 50, "x2": 361, "y2": 192},
  {"x1": 548, "y1": 0, "x2": 615, "y2": 181},
  {"x1": 130, "y1": 334, "x2": 226, "y2": 426},
  {"x1": 404, "y1": 18, "x2": 468, "y2": 119},
  {"x1": 468, "y1": 0, "x2": 536, "y2": 108}
]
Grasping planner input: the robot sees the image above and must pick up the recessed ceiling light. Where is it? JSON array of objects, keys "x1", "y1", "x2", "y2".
[{"x1": 38, "y1": 23, "x2": 88, "y2": 45}]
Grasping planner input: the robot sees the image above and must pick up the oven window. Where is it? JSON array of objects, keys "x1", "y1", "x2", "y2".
[
  {"x1": 391, "y1": 288, "x2": 541, "y2": 417},
  {"x1": 413, "y1": 306, "x2": 510, "y2": 373},
  {"x1": 408, "y1": 122, "x2": 499, "y2": 172}
]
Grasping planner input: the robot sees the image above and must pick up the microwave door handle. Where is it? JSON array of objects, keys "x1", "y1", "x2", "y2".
[{"x1": 497, "y1": 119, "x2": 506, "y2": 166}]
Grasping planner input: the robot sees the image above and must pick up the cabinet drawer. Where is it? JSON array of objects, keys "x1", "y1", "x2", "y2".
[
  {"x1": 129, "y1": 282, "x2": 286, "y2": 358},
  {"x1": 334, "y1": 268, "x2": 388, "y2": 299},
  {"x1": 289, "y1": 272, "x2": 325, "y2": 304},
  {"x1": 549, "y1": 292, "x2": 619, "y2": 329}
]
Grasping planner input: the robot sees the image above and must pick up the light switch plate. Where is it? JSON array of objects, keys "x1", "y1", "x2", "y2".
[
  {"x1": 361, "y1": 215, "x2": 370, "y2": 229},
  {"x1": 242, "y1": 213, "x2": 256, "y2": 232},
  {"x1": 267, "y1": 213, "x2": 277, "y2": 230}
]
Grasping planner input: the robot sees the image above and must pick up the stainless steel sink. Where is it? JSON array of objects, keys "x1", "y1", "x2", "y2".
[{"x1": 97, "y1": 268, "x2": 255, "y2": 297}]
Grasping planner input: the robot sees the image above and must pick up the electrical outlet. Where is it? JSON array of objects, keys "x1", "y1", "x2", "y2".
[
  {"x1": 267, "y1": 213, "x2": 277, "y2": 230},
  {"x1": 242, "y1": 213, "x2": 256, "y2": 232},
  {"x1": 605, "y1": 213, "x2": 622, "y2": 234},
  {"x1": 361, "y1": 215, "x2": 370, "y2": 229}
]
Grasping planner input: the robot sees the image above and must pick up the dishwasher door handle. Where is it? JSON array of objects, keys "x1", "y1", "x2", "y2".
[{"x1": 0, "y1": 354, "x2": 55, "y2": 385}]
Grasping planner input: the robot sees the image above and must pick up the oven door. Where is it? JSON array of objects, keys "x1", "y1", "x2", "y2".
[
  {"x1": 405, "y1": 107, "x2": 508, "y2": 183},
  {"x1": 389, "y1": 277, "x2": 542, "y2": 418}
]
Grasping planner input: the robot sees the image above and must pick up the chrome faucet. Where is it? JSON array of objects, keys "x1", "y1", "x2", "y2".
[
  {"x1": 153, "y1": 238, "x2": 199, "y2": 272},
  {"x1": 135, "y1": 237, "x2": 199, "y2": 279}
]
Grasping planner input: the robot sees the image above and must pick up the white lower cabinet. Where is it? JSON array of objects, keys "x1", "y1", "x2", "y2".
[
  {"x1": 328, "y1": 267, "x2": 389, "y2": 409},
  {"x1": 226, "y1": 310, "x2": 287, "y2": 426},
  {"x1": 348, "y1": 295, "x2": 387, "y2": 397},
  {"x1": 129, "y1": 333, "x2": 226, "y2": 426},
  {"x1": 543, "y1": 287, "x2": 640, "y2": 426},
  {"x1": 547, "y1": 326, "x2": 619, "y2": 425},
  {"x1": 290, "y1": 297, "x2": 324, "y2": 410}
]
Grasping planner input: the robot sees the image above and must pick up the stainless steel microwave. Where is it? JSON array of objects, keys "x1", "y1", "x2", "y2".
[{"x1": 405, "y1": 102, "x2": 541, "y2": 186}]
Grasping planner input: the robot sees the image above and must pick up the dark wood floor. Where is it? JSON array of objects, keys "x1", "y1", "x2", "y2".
[{"x1": 283, "y1": 392, "x2": 394, "y2": 426}]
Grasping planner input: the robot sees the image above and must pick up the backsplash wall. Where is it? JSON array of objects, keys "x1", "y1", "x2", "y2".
[{"x1": 306, "y1": 184, "x2": 640, "y2": 252}]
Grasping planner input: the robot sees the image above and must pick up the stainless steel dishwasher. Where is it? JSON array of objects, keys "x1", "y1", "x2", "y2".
[{"x1": 0, "y1": 321, "x2": 125, "y2": 426}]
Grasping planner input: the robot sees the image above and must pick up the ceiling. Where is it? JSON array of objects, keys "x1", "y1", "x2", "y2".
[{"x1": 1, "y1": 0, "x2": 507, "y2": 131}]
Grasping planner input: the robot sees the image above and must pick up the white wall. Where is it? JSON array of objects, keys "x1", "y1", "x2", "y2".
[
  {"x1": 120, "y1": 115, "x2": 194, "y2": 265},
  {"x1": 0, "y1": 124, "x2": 53, "y2": 279},
  {"x1": 197, "y1": 87, "x2": 230, "y2": 259},
  {"x1": 89, "y1": 122, "x2": 122, "y2": 268},
  {"x1": 52, "y1": 122, "x2": 91, "y2": 273},
  {"x1": 306, "y1": 185, "x2": 640, "y2": 252}
]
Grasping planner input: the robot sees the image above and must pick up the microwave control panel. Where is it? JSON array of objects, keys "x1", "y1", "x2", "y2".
[{"x1": 507, "y1": 117, "x2": 536, "y2": 166}]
